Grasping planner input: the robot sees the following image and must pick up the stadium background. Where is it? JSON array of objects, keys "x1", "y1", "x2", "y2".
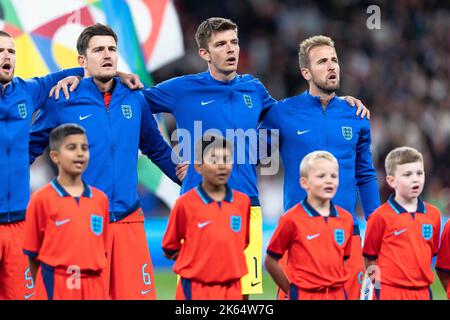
[{"x1": 2, "y1": 0, "x2": 448, "y2": 299}]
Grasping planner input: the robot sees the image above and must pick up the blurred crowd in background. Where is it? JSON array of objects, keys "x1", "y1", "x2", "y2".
[{"x1": 31, "y1": 0, "x2": 449, "y2": 224}]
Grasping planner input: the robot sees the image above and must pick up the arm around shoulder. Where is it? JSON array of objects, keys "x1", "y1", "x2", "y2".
[
  {"x1": 29, "y1": 100, "x2": 59, "y2": 164},
  {"x1": 24, "y1": 68, "x2": 84, "y2": 110},
  {"x1": 142, "y1": 77, "x2": 182, "y2": 114}
]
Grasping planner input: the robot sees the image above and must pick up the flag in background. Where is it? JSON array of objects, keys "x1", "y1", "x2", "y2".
[{"x1": 0, "y1": 0, "x2": 184, "y2": 208}]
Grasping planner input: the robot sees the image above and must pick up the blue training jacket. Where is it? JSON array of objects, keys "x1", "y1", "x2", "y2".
[
  {"x1": 0, "y1": 68, "x2": 84, "y2": 223},
  {"x1": 30, "y1": 77, "x2": 180, "y2": 222},
  {"x1": 142, "y1": 71, "x2": 277, "y2": 204},
  {"x1": 260, "y1": 91, "x2": 380, "y2": 232}
]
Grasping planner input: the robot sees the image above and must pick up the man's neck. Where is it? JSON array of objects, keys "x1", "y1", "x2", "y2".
[
  {"x1": 1, "y1": 81, "x2": 11, "y2": 94},
  {"x1": 309, "y1": 86, "x2": 336, "y2": 109},
  {"x1": 57, "y1": 174, "x2": 84, "y2": 197},
  {"x1": 209, "y1": 68, "x2": 236, "y2": 82},
  {"x1": 93, "y1": 78, "x2": 114, "y2": 93},
  {"x1": 394, "y1": 195, "x2": 419, "y2": 212},
  {"x1": 307, "y1": 196, "x2": 331, "y2": 217}
]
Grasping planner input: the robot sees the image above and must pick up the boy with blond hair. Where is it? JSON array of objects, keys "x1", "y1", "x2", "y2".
[
  {"x1": 363, "y1": 146, "x2": 441, "y2": 300},
  {"x1": 265, "y1": 151, "x2": 354, "y2": 300}
]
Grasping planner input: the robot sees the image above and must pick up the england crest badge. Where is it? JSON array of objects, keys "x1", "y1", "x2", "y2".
[
  {"x1": 230, "y1": 215, "x2": 242, "y2": 232},
  {"x1": 334, "y1": 229, "x2": 345, "y2": 245},
  {"x1": 121, "y1": 105, "x2": 132, "y2": 119},
  {"x1": 243, "y1": 95, "x2": 253, "y2": 108},
  {"x1": 90, "y1": 215, "x2": 103, "y2": 236},
  {"x1": 341, "y1": 126, "x2": 353, "y2": 140},
  {"x1": 18, "y1": 103, "x2": 27, "y2": 119},
  {"x1": 422, "y1": 224, "x2": 433, "y2": 240}
]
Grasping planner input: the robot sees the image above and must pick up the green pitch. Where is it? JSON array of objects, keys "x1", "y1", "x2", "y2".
[
  {"x1": 153, "y1": 268, "x2": 278, "y2": 300},
  {"x1": 154, "y1": 268, "x2": 447, "y2": 300}
]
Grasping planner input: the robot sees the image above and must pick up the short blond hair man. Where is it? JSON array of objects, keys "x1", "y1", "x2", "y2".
[
  {"x1": 260, "y1": 34, "x2": 379, "y2": 300},
  {"x1": 298, "y1": 35, "x2": 335, "y2": 69}
]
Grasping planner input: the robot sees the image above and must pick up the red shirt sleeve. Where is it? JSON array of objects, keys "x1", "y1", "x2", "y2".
[
  {"x1": 344, "y1": 222, "x2": 354, "y2": 259},
  {"x1": 363, "y1": 211, "x2": 385, "y2": 259},
  {"x1": 23, "y1": 194, "x2": 46, "y2": 258},
  {"x1": 244, "y1": 196, "x2": 251, "y2": 248},
  {"x1": 432, "y1": 209, "x2": 441, "y2": 256},
  {"x1": 162, "y1": 198, "x2": 186, "y2": 254},
  {"x1": 101, "y1": 194, "x2": 109, "y2": 257},
  {"x1": 436, "y1": 221, "x2": 450, "y2": 271},
  {"x1": 266, "y1": 214, "x2": 295, "y2": 260}
]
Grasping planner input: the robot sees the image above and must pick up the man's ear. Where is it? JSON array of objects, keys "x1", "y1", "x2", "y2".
[
  {"x1": 78, "y1": 54, "x2": 87, "y2": 68},
  {"x1": 301, "y1": 67, "x2": 311, "y2": 81},
  {"x1": 198, "y1": 48, "x2": 211, "y2": 63}
]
